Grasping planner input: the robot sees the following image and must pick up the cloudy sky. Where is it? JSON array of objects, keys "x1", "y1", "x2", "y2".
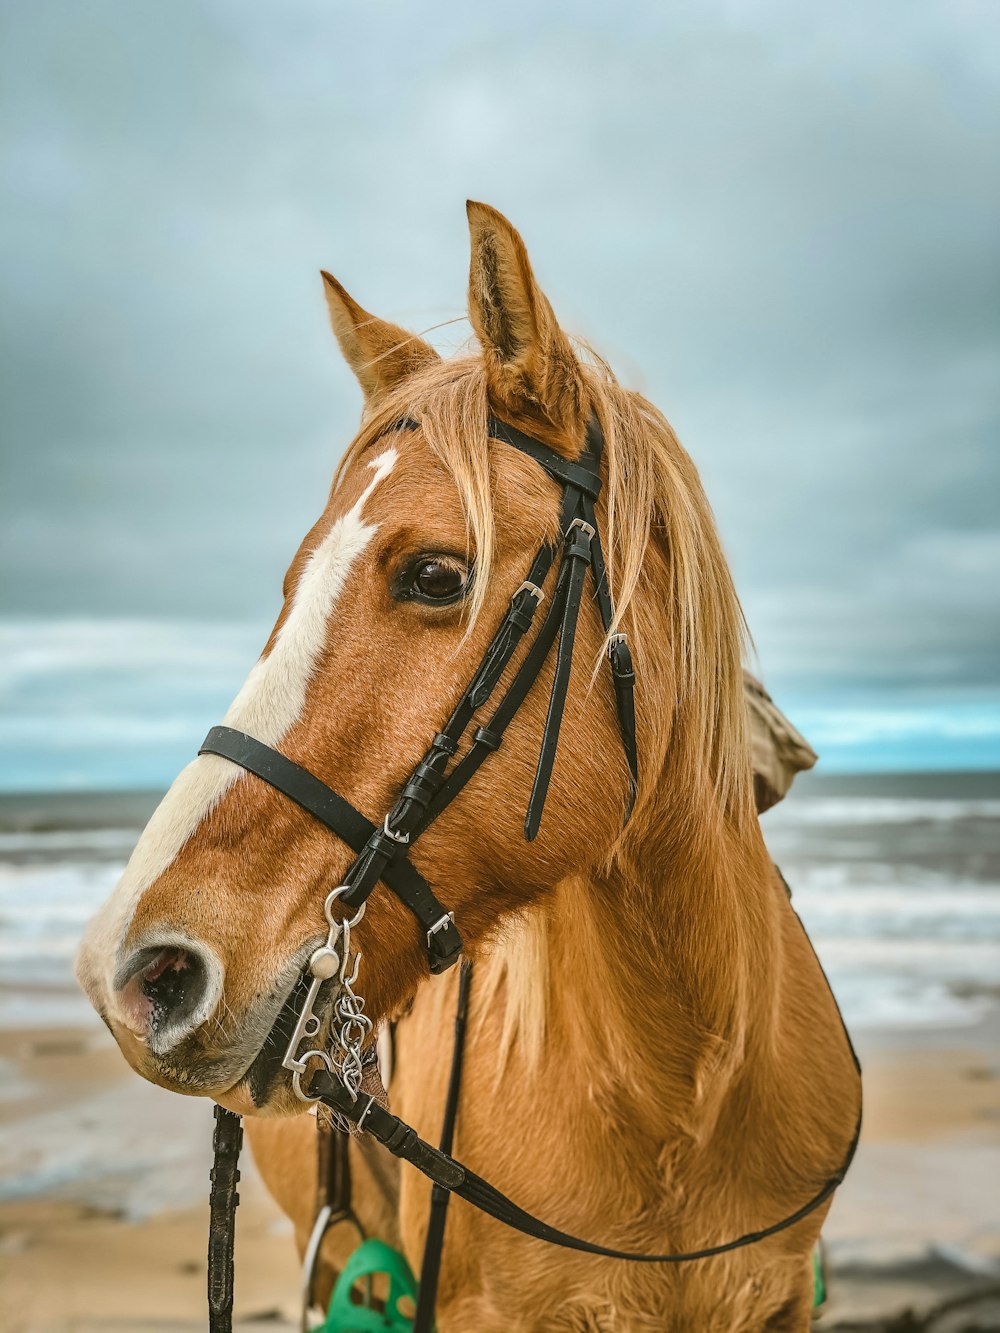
[{"x1": 2, "y1": 1, "x2": 998, "y2": 788}]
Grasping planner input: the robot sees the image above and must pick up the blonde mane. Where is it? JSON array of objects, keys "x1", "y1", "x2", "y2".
[
  {"x1": 334, "y1": 345, "x2": 752, "y2": 827},
  {"x1": 332, "y1": 346, "x2": 755, "y2": 1073}
]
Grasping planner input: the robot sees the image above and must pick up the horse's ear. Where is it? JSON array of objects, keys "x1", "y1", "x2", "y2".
[
  {"x1": 466, "y1": 201, "x2": 586, "y2": 445},
  {"x1": 321, "y1": 271, "x2": 440, "y2": 405}
]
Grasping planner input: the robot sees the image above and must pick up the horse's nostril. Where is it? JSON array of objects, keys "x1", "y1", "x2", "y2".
[
  {"x1": 115, "y1": 939, "x2": 220, "y2": 1050},
  {"x1": 140, "y1": 945, "x2": 197, "y2": 1009}
]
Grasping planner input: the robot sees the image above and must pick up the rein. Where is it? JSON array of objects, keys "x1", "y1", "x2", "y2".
[
  {"x1": 309, "y1": 1054, "x2": 861, "y2": 1265},
  {"x1": 200, "y1": 412, "x2": 859, "y2": 1331}
]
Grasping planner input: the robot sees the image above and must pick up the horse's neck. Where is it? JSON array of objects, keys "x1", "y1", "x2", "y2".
[{"x1": 540, "y1": 805, "x2": 780, "y2": 1142}]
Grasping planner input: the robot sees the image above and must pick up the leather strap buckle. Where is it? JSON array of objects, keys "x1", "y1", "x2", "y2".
[
  {"x1": 382, "y1": 813, "x2": 410, "y2": 845},
  {"x1": 426, "y1": 911, "x2": 456, "y2": 947},
  {"x1": 355, "y1": 1093, "x2": 377, "y2": 1130},
  {"x1": 512, "y1": 580, "x2": 545, "y2": 605},
  {"x1": 564, "y1": 517, "x2": 595, "y2": 563}
]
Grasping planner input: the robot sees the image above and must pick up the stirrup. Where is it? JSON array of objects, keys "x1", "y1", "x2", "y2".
[
  {"x1": 317, "y1": 1238, "x2": 421, "y2": 1332},
  {"x1": 811, "y1": 1239, "x2": 828, "y2": 1316},
  {"x1": 301, "y1": 1206, "x2": 365, "y2": 1331}
]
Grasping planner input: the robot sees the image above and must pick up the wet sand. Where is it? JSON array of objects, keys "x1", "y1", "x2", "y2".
[
  {"x1": 0, "y1": 1016, "x2": 300, "y2": 1332},
  {"x1": 1, "y1": 1011, "x2": 999, "y2": 1331},
  {"x1": 0, "y1": 1196, "x2": 299, "y2": 1332}
]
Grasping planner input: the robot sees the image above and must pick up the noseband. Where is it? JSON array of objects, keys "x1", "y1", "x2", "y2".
[{"x1": 200, "y1": 411, "x2": 638, "y2": 1102}]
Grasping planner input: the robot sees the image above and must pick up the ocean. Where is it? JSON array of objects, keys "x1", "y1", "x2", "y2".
[
  {"x1": 1, "y1": 773, "x2": 998, "y2": 1033},
  {"x1": 762, "y1": 771, "x2": 1000, "y2": 1030}
]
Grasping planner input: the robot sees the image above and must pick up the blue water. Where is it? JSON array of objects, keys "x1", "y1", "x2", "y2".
[{"x1": 0, "y1": 772, "x2": 998, "y2": 1033}]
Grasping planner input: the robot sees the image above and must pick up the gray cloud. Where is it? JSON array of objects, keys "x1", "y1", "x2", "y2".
[{"x1": 2, "y1": 0, "x2": 998, "y2": 705}]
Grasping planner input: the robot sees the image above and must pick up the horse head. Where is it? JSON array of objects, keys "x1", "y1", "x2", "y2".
[{"x1": 79, "y1": 203, "x2": 741, "y2": 1113}]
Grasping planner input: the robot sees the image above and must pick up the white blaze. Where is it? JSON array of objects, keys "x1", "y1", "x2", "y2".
[{"x1": 76, "y1": 448, "x2": 397, "y2": 1006}]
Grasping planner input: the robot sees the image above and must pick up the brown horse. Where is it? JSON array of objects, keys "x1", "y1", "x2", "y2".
[{"x1": 76, "y1": 202, "x2": 860, "y2": 1331}]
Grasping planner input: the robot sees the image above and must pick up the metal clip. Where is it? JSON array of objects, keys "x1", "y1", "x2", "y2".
[
  {"x1": 324, "y1": 885, "x2": 367, "y2": 930},
  {"x1": 289, "y1": 1045, "x2": 333, "y2": 1102},
  {"x1": 567, "y1": 517, "x2": 596, "y2": 539}
]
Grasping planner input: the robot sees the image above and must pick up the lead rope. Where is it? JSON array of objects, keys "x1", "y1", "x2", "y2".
[
  {"x1": 310, "y1": 1065, "x2": 859, "y2": 1270},
  {"x1": 300, "y1": 1108, "x2": 362, "y2": 1329},
  {"x1": 208, "y1": 1105, "x2": 243, "y2": 1333}
]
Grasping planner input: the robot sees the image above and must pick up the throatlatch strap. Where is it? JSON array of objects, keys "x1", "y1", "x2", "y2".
[
  {"x1": 208, "y1": 1105, "x2": 242, "y2": 1333},
  {"x1": 319, "y1": 1112, "x2": 353, "y2": 1223},
  {"x1": 582, "y1": 496, "x2": 639, "y2": 809},
  {"x1": 310, "y1": 1070, "x2": 861, "y2": 1267}
]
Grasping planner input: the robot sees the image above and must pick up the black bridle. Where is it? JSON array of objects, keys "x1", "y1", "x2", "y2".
[
  {"x1": 201, "y1": 412, "x2": 637, "y2": 980},
  {"x1": 199, "y1": 412, "x2": 859, "y2": 1333}
]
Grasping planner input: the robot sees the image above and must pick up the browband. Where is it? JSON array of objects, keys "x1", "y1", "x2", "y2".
[{"x1": 394, "y1": 414, "x2": 604, "y2": 501}]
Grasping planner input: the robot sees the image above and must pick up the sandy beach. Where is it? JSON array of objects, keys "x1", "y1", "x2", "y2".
[
  {"x1": 2, "y1": 774, "x2": 999, "y2": 1328},
  {"x1": 2, "y1": 1005, "x2": 999, "y2": 1332},
  {"x1": 0, "y1": 1010, "x2": 301, "y2": 1332}
]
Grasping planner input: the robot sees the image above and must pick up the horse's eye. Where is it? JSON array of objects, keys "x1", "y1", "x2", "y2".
[{"x1": 409, "y1": 558, "x2": 467, "y2": 604}]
